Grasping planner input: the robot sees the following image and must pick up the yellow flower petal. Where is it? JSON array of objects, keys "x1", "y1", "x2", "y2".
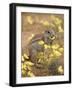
[
  {"x1": 58, "y1": 26, "x2": 63, "y2": 32},
  {"x1": 27, "y1": 16, "x2": 33, "y2": 24},
  {"x1": 38, "y1": 40, "x2": 44, "y2": 45},
  {"x1": 24, "y1": 53, "x2": 29, "y2": 59},
  {"x1": 43, "y1": 21, "x2": 49, "y2": 26},
  {"x1": 50, "y1": 23, "x2": 55, "y2": 28},
  {"x1": 54, "y1": 18, "x2": 62, "y2": 25},
  {"x1": 38, "y1": 59, "x2": 42, "y2": 63},
  {"x1": 27, "y1": 66, "x2": 32, "y2": 71},
  {"x1": 22, "y1": 70, "x2": 26, "y2": 75},
  {"x1": 21, "y1": 56, "x2": 25, "y2": 62},
  {"x1": 21, "y1": 63, "x2": 24, "y2": 69},
  {"x1": 25, "y1": 61, "x2": 34, "y2": 66},
  {"x1": 40, "y1": 20, "x2": 49, "y2": 26},
  {"x1": 44, "y1": 44, "x2": 50, "y2": 49},
  {"x1": 28, "y1": 34, "x2": 35, "y2": 40},
  {"x1": 52, "y1": 44, "x2": 60, "y2": 49},
  {"x1": 23, "y1": 64, "x2": 27, "y2": 70},
  {"x1": 28, "y1": 71, "x2": 35, "y2": 77},
  {"x1": 58, "y1": 66, "x2": 64, "y2": 74},
  {"x1": 31, "y1": 34, "x2": 34, "y2": 37},
  {"x1": 59, "y1": 47, "x2": 64, "y2": 53},
  {"x1": 53, "y1": 50, "x2": 62, "y2": 57}
]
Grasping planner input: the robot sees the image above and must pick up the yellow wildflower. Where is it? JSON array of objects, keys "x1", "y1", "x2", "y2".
[
  {"x1": 50, "y1": 23, "x2": 55, "y2": 28},
  {"x1": 31, "y1": 34, "x2": 34, "y2": 37},
  {"x1": 58, "y1": 26, "x2": 63, "y2": 32},
  {"x1": 43, "y1": 21, "x2": 49, "y2": 26},
  {"x1": 58, "y1": 66, "x2": 64, "y2": 74},
  {"x1": 21, "y1": 63, "x2": 24, "y2": 69},
  {"x1": 28, "y1": 71, "x2": 35, "y2": 77},
  {"x1": 22, "y1": 69, "x2": 26, "y2": 75},
  {"x1": 40, "y1": 20, "x2": 49, "y2": 26},
  {"x1": 38, "y1": 40, "x2": 44, "y2": 45},
  {"x1": 24, "y1": 61, "x2": 34, "y2": 66},
  {"x1": 21, "y1": 56, "x2": 25, "y2": 62},
  {"x1": 59, "y1": 47, "x2": 64, "y2": 53},
  {"x1": 27, "y1": 16, "x2": 33, "y2": 24},
  {"x1": 27, "y1": 66, "x2": 32, "y2": 71},
  {"x1": 54, "y1": 17, "x2": 62, "y2": 25},
  {"x1": 44, "y1": 44, "x2": 50, "y2": 49},
  {"x1": 52, "y1": 44, "x2": 60, "y2": 49},
  {"x1": 24, "y1": 53, "x2": 29, "y2": 59},
  {"x1": 53, "y1": 50, "x2": 62, "y2": 57},
  {"x1": 28, "y1": 34, "x2": 35, "y2": 40},
  {"x1": 23, "y1": 64, "x2": 27, "y2": 70},
  {"x1": 38, "y1": 59, "x2": 42, "y2": 63}
]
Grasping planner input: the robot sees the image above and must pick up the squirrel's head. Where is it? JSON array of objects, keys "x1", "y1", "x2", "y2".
[{"x1": 44, "y1": 29, "x2": 56, "y2": 44}]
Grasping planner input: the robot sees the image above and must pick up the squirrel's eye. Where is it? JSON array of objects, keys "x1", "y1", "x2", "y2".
[{"x1": 48, "y1": 31, "x2": 50, "y2": 33}]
